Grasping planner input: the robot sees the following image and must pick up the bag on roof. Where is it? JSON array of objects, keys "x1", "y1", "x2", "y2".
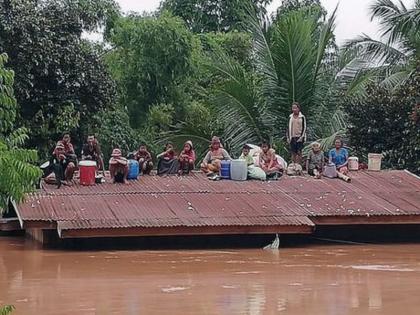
[{"x1": 286, "y1": 163, "x2": 303, "y2": 176}]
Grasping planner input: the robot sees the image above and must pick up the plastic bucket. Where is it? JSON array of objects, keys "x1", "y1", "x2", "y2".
[
  {"x1": 348, "y1": 157, "x2": 359, "y2": 171},
  {"x1": 127, "y1": 159, "x2": 140, "y2": 180},
  {"x1": 324, "y1": 163, "x2": 337, "y2": 178},
  {"x1": 368, "y1": 153, "x2": 382, "y2": 171},
  {"x1": 79, "y1": 160, "x2": 96, "y2": 186},
  {"x1": 220, "y1": 160, "x2": 231, "y2": 179},
  {"x1": 230, "y1": 159, "x2": 247, "y2": 181}
]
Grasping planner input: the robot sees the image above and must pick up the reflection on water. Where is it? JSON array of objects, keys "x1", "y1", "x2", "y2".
[{"x1": 1, "y1": 237, "x2": 420, "y2": 315}]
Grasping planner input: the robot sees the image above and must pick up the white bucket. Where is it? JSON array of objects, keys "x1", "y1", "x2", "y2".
[
  {"x1": 368, "y1": 153, "x2": 382, "y2": 171},
  {"x1": 230, "y1": 159, "x2": 248, "y2": 181},
  {"x1": 348, "y1": 157, "x2": 359, "y2": 171}
]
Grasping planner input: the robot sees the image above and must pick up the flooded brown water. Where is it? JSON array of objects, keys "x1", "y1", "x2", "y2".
[{"x1": 1, "y1": 237, "x2": 420, "y2": 315}]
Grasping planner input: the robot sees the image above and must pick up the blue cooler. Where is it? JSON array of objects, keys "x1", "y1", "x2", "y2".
[
  {"x1": 127, "y1": 159, "x2": 140, "y2": 180},
  {"x1": 220, "y1": 160, "x2": 231, "y2": 179}
]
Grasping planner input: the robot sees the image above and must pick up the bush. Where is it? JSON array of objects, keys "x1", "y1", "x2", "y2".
[{"x1": 345, "y1": 72, "x2": 420, "y2": 174}]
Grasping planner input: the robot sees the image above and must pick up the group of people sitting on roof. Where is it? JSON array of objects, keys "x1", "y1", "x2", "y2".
[{"x1": 43, "y1": 102, "x2": 352, "y2": 186}]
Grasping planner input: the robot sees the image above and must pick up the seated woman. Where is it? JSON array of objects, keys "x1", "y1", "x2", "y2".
[
  {"x1": 44, "y1": 142, "x2": 77, "y2": 187},
  {"x1": 259, "y1": 141, "x2": 283, "y2": 180},
  {"x1": 178, "y1": 140, "x2": 196, "y2": 175},
  {"x1": 201, "y1": 136, "x2": 232, "y2": 175},
  {"x1": 329, "y1": 138, "x2": 351, "y2": 182},
  {"x1": 239, "y1": 144, "x2": 266, "y2": 181},
  {"x1": 134, "y1": 144, "x2": 153, "y2": 175},
  {"x1": 109, "y1": 148, "x2": 129, "y2": 184},
  {"x1": 306, "y1": 141, "x2": 324, "y2": 179},
  {"x1": 157, "y1": 142, "x2": 179, "y2": 175}
]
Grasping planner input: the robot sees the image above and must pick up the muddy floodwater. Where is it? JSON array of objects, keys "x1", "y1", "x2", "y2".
[{"x1": 1, "y1": 237, "x2": 420, "y2": 315}]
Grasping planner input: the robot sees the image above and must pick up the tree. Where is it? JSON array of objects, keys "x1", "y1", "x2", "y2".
[
  {"x1": 0, "y1": 0, "x2": 118, "y2": 156},
  {"x1": 274, "y1": 0, "x2": 326, "y2": 18},
  {"x1": 196, "y1": 2, "x2": 339, "y2": 154},
  {"x1": 159, "y1": 0, "x2": 272, "y2": 33},
  {"x1": 345, "y1": 68, "x2": 420, "y2": 174},
  {"x1": 107, "y1": 13, "x2": 196, "y2": 128},
  {"x1": 341, "y1": 0, "x2": 420, "y2": 96},
  {"x1": 0, "y1": 53, "x2": 41, "y2": 212}
]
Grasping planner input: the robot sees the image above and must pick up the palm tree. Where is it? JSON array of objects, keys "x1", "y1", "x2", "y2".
[
  {"x1": 170, "y1": 2, "x2": 342, "y2": 156},
  {"x1": 210, "y1": 3, "x2": 340, "y2": 153},
  {"x1": 341, "y1": 0, "x2": 420, "y2": 96}
]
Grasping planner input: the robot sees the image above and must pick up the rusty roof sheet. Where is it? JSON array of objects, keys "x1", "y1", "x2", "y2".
[{"x1": 17, "y1": 170, "x2": 420, "y2": 231}]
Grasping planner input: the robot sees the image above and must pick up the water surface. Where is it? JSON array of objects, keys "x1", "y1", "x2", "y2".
[{"x1": 1, "y1": 237, "x2": 420, "y2": 314}]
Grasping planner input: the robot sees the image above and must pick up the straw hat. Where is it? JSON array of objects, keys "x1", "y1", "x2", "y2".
[{"x1": 211, "y1": 136, "x2": 220, "y2": 144}]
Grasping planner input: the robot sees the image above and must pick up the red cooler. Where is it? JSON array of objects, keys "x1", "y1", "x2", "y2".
[{"x1": 79, "y1": 160, "x2": 96, "y2": 186}]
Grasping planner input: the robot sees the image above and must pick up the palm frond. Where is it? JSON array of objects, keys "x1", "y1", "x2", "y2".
[
  {"x1": 206, "y1": 51, "x2": 273, "y2": 153},
  {"x1": 343, "y1": 34, "x2": 408, "y2": 65},
  {"x1": 241, "y1": 0, "x2": 284, "y2": 115},
  {"x1": 313, "y1": 5, "x2": 337, "y2": 84},
  {"x1": 379, "y1": 68, "x2": 413, "y2": 90}
]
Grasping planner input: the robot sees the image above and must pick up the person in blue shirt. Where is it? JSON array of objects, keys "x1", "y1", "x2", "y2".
[{"x1": 329, "y1": 138, "x2": 349, "y2": 175}]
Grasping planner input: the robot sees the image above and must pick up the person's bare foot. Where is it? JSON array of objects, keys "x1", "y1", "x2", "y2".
[{"x1": 123, "y1": 179, "x2": 129, "y2": 184}]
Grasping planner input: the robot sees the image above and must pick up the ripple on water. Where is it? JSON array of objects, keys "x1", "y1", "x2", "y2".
[
  {"x1": 351, "y1": 265, "x2": 415, "y2": 272},
  {"x1": 161, "y1": 286, "x2": 190, "y2": 293},
  {"x1": 234, "y1": 271, "x2": 261, "y2": 275}
]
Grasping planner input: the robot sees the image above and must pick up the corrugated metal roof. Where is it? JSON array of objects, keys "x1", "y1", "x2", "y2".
[{"x1": 17, "y1": 170, "x2": 420, "y2": 232}]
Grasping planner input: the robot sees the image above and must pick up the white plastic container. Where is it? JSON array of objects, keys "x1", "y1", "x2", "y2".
[
  {"x1": 368, "y1": 153, "x2": 382, "y2": 171},
  {"x1": 348, "y1": 157, "x2": 359, "y2": 171},
  {"x1": 324, "y1": 163, "x2": 337, "y2": 178},
  {"x1": 230, "y1": 159, "x2": 248, "y2": 181}
]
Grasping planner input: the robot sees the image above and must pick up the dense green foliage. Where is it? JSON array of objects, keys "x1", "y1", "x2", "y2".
[
  {"x1": 0, "y1": 0, "x2": 118, "y2": 156},
  {"x1": 0, "y1": 53, "x2": 42, "y2": 212},
  {"x1": 0, "y1": 305, "x2": 14, "y2": 315},
  {"x1": 346, "y1": 68, "x2": 420, "y2": 173},
  {"x1": 107, "y1": 13, "x2": 195, "y2": 128},
  {"x1": 160, "y1": 0, "x2": 272, "y2": 33}
]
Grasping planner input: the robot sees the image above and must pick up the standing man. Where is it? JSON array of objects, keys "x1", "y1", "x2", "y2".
[
  {"x1": 287, "y1": 102, "x2": 306, "y2": 165},
  {"x1": 81, "y1": 135, "x2": 104, "y2": 172}
]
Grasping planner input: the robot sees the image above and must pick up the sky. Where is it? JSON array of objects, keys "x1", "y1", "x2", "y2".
[{"x1": 113, "y1": 0, "x2": 414, "y2": 45}]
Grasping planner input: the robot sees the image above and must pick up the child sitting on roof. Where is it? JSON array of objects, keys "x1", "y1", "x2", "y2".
[
  {"x1": 109, "y1": 148, "x2": 129, "y2": 184},
  {"x1": 134, "y1": 144, "x2": 153, "y2": 175},
  {"x1": 178, "y1": 140, "x2": 196, "y2": 175},
  {"x1": 239, "y1": 144, "x2": 266, "y2": 181}
]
